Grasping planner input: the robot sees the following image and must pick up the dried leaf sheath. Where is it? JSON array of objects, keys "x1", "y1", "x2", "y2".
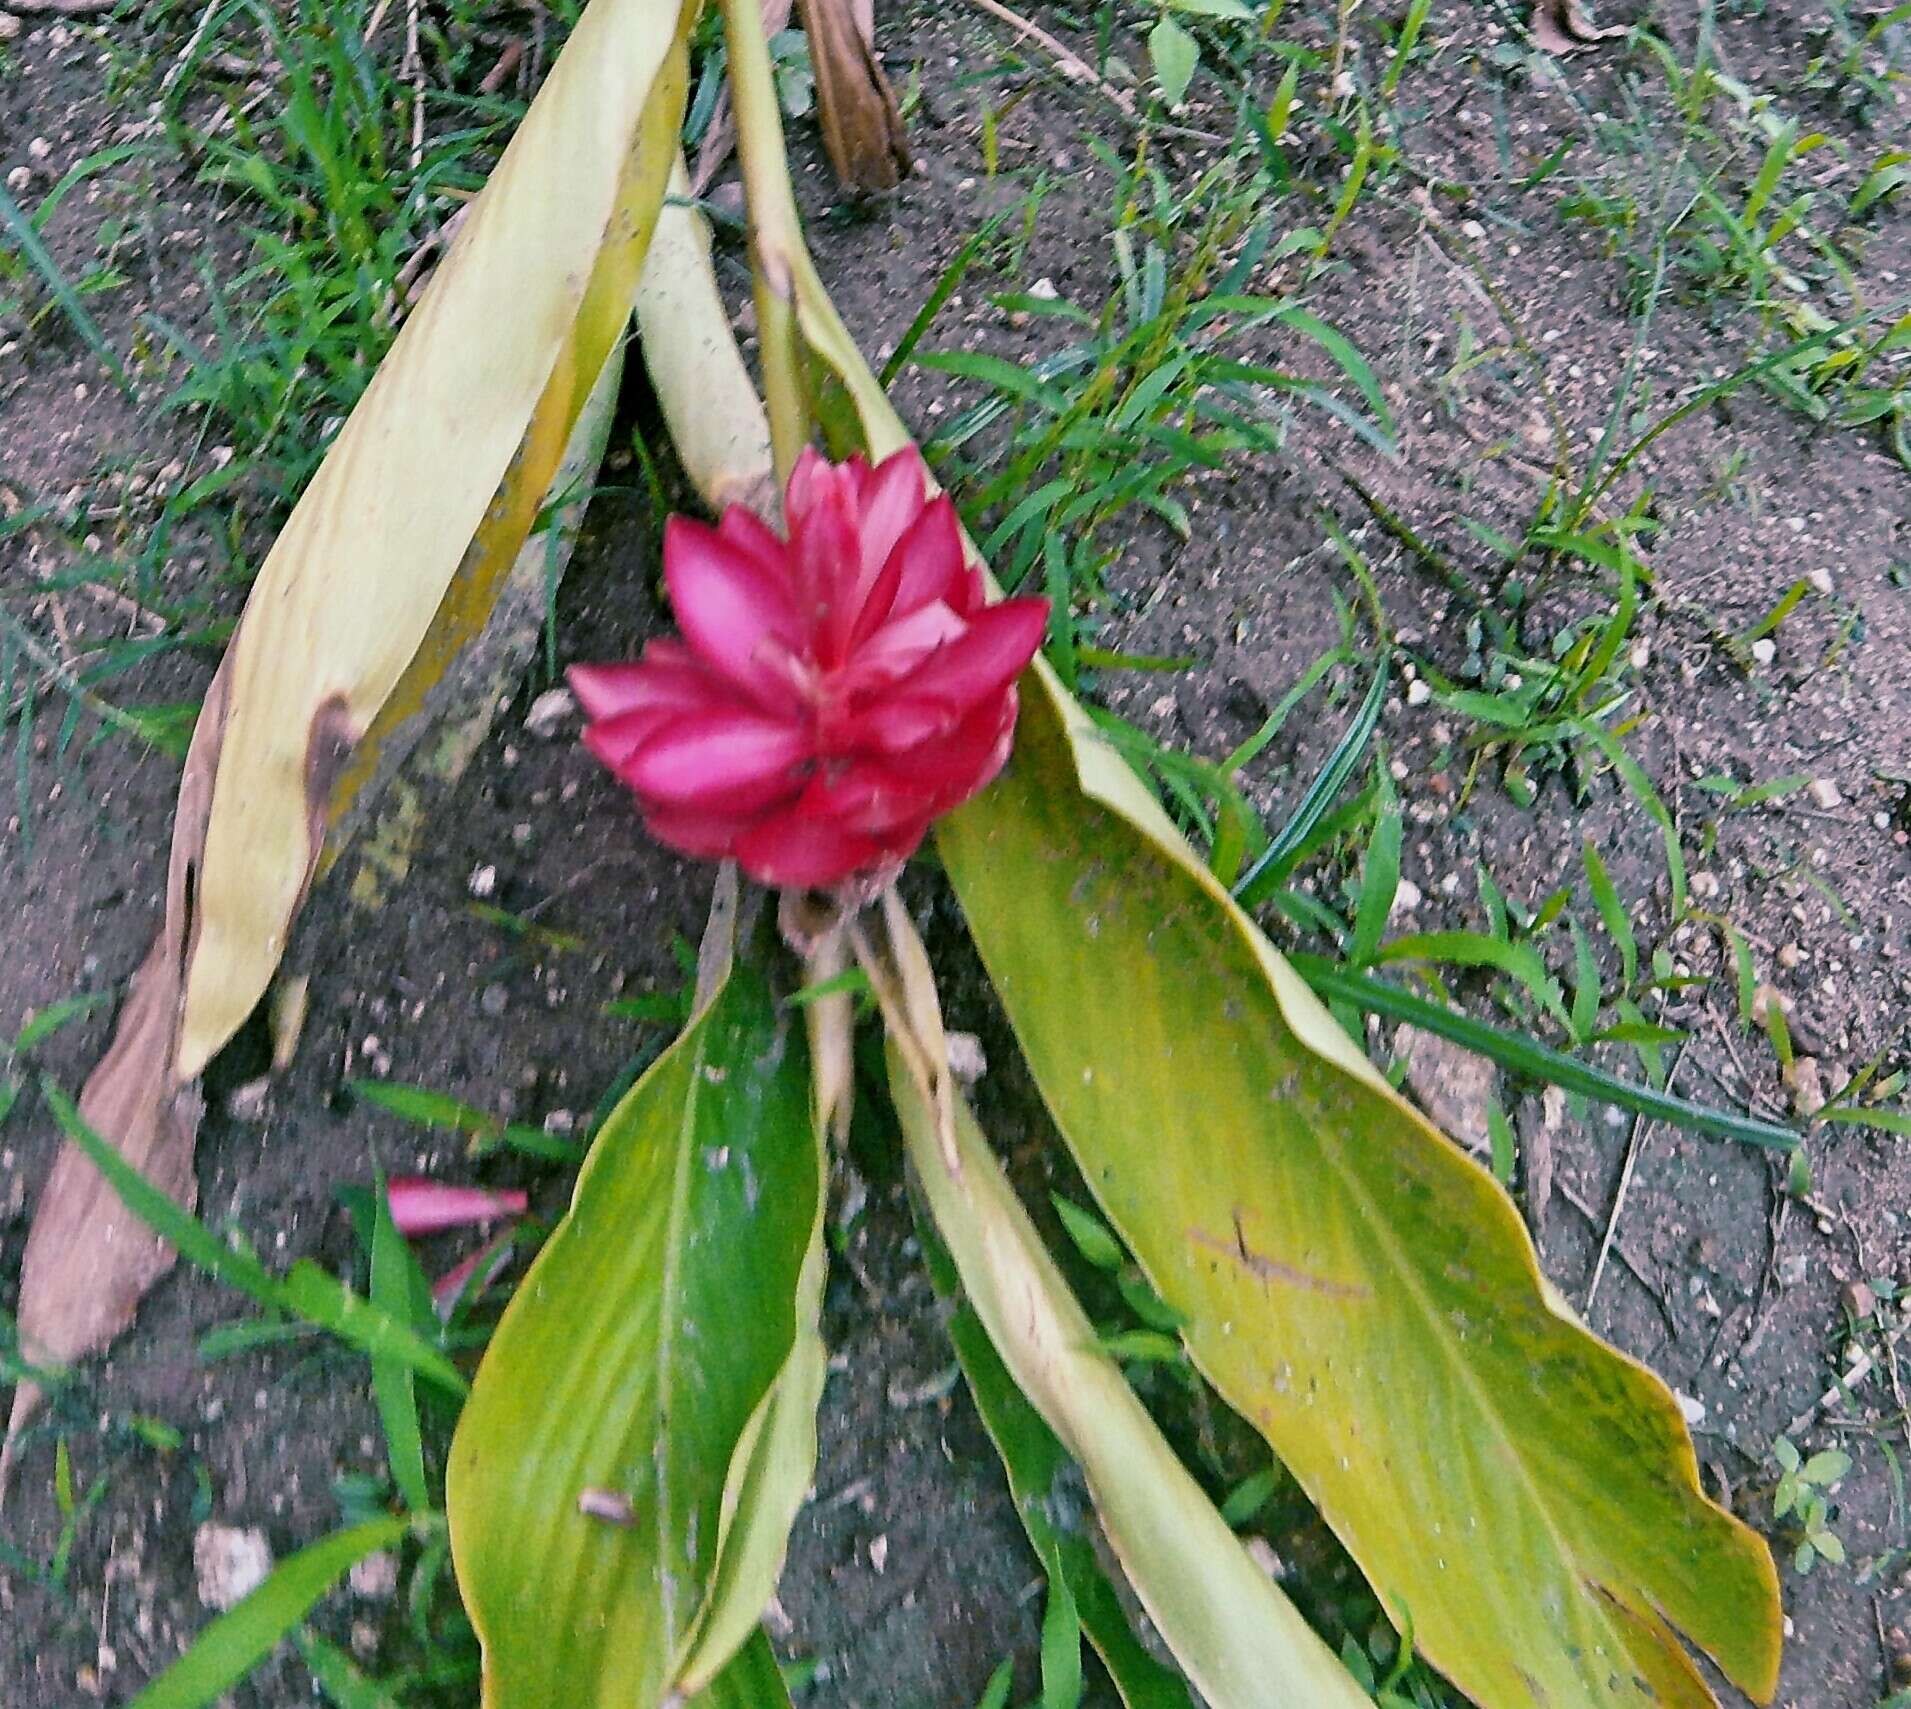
[
  {"x1": 794, "y1": 0, "x2": 908, "y2": 193},
  {"x1": 2, "y1": 657, "x2": 230, "y2": 1471}
]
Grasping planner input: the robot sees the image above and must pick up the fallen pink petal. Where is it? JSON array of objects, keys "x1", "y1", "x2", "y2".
[
  {"x1": 387, "y1": 1177, "x2": 529, "y2": 1239},
  {"x1": 572, "y1": 446, "x2": 1047, "y2": 890}
]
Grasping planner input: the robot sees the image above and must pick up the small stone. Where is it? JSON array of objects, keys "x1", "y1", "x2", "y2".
[
  {"x1": 1777, "y1": 1252, "x2": 1809, "y2": 1288},
  {"x1": 1749, "y1": 638, "x2": 1776, "y2": 667},
  {"x1": 0, "y1": 15, "x2": 22, "y2": 41},
  {"x1": 1394, "y1": 1023, "x2": 1495, "y2": 1150},
  {"x1": 1808, "y1": 778, "x2": 1842, "y2": 810},
  {"x1": 946, "y1": 1031, "x2": 987, "y2": 1085},
  {"x1": 1027, "y1": 276, "x2": 1058, "y2": 300},
  {"x1": 1844, "y1": 1281, "x2": 1877, "y2": 1321},
  {"x1": 479, "y1": 984, "x2": 509, "y2": 1019},
  {"x1": 524, "y1": 686, "x2": 576, "y2": 739},
  {"x1": 26, "y1": 136, "x2": 51, "y2": 162},
  {"x1": 468, "y1": 863, "x2": 498, "y2": 899},
  {"x1": 348, "y1": 1551, "x2": 398, "y2": 1599},
  {"x1": 1689, "y1": 870, "x2": 1719, "y2": 901},
  {"x1": 1390, "y1": 877, "x2": 1423, "y2": 917},
  {"x1": 1790, "y1": 1057, "x2": 1826, "y2": 1118},
  {"x1": 1808, "y1": 568, "x2": 1834, "y2": 597},
  {"x1": 194, "y1": 1523, "x2": 273, "y2": 1612},
  {"x1": 5, "y1": 165, "x2": 29, "y2": 193},
  {"x1": 1777, "y1": 942, "x2": 1803, "y2": 970},
  {"x1": 868, "y1": 1533, "x2": 889, "y2": 1573},
  {"x1": 1674, "y1": 1390, "x2": 1706, "y2": 1427},
  {"x1": 226, "y1": 1077, "x2": 271, "y2": 1123},
  {"x1": 543, "y1": 1108, "x2": 576, "y2": 1137},
  {"x1": 1629, "y1": 639, "x2": 1650, "y2": 670},
  {"x1": 1405, "y1": 678, "x2": 1431, "y2": 707},
  {"x1": 1243, "y1": 1537, "x2": 1286, "y2": 1579}
]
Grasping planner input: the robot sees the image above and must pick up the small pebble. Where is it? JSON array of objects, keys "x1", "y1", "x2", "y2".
[
  {"x1": 226, "y1": 1077, "x2": 271, "y2": 1123},
  {"x1": 1390, "y1": 878, "x2": 1423, "y2": 918},
  {"x1": 468, "y1": 863, "x2": 498, "y2": 899},
  {"x1": 0, "y1": 15, "x2": 22, "y2": 41},
  {"x1": 479, "y1": 984, "x2": 509, "y2": 1019},
  {"x1": 1790, "y1": 1057, "x2": 1826, "y2": 1118},
  {"x1": 1750, "y1": 638, "x2": 1776, "y2": 666},
  {"x1": 349, "y1": 1551, "x2": 399, "y2": 1600},
  {"x1": 1807, "y1": 778, "x2": 1842, "y2": 810},
  {"x1": 1406, "y1": 678, "x2": 1431, "y2": 706},
  {"x1": 524, "y1": 686, "x2": 576, "y2": 739},
  {"x1": 193, "y1": 1524, "x2": 273, "y2": 1612},
  {"x1": 1674, "y1": 1391, "x2": 1706, "y2": 1427},
  {"x1": 1808, "y1": 568, "x2": 1834, "y2": 596},
  {"x1": 946, "y1": 1031, "x2": 987, "y2": 1085}
]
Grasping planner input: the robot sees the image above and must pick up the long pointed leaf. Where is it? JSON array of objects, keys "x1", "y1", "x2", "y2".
[{"x1": 447, "y1": 906, "x2": 823, "y2": 1706}]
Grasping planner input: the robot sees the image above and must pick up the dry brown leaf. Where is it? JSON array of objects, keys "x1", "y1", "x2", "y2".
[
  {"x1": 1531, "y1": 0, "x2": 1627, "y2": 54},
  {"x1": 2, "y1": 656, "x2": 232, "y2": 1483},
  {"x1": 796, "y1": 0, "x2": 909, "y2": 194}
]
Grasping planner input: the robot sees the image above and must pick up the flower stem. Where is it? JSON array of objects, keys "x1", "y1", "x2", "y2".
[{"x1": 719, "y1": 0, "x2": 812, "y2": 486}]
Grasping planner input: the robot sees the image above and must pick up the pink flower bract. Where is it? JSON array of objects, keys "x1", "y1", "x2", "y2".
[{"x1": 571, "y1": 447, "x2": 1048, "y2": 889}]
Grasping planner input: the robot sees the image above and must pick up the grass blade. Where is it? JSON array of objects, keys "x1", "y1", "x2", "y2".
[
  {"x1": 0, "y1": 177, "x2": 132, "y2": 395},
  {"x1": 1289, "y1": 963, "x2": 1798, "y2": 1150}
]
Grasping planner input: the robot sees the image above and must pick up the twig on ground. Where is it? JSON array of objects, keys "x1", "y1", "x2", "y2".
[
  {"x1": 160, "y1": 0, "x2": 224, "y2": 96},
  {"x1": 961, "y1": 0, "x2": 1137, "y2": 118},
  {"x1": 1787, "y1": 1322, "x2": 1911, "y2": 1440},
  {"x1": 1587, "y1": 1046, "x2": 1689, "y2": 1310},
  {"x1": 480, "y1": 39, "x2": 526, "y2": 97},
  {"x1": 1554, "y1": 1177, "x2": 1680, "y2": 1338}
]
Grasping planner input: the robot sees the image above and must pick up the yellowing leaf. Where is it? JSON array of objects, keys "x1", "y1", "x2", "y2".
[
  {"x1": 936, "y1": 683, "x2": 1781, "y2": 1709},
  {"x1": 875, "y1": 947, "x2": 1368, "y2": 1707},
  {"x1": 178, "y1": 0, "x2": 695, "y2": 1076}
]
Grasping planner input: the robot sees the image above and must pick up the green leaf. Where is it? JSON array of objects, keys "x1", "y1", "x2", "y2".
[
  {"x1": 977, "y1": 1659, "x2": 1016, "y2": 1709},
  {"x1": 1148, "y1": 17, "x2": 1199, "y2": 107},
  {"x1": 1162, "y1": 0, "x2": 1253, "y2": 16},
  {"x1": 1348, "y1": 778, "x2": 1401, "y2": 968},
  {"x1": 130, "y1": 1518, "x2": 411, "y2": 1709},
  {"x1": 1374, "y1": 931, "x2": 1568, "y2": 1025},
  {"x1": 447, "y1": 928, "x2": 822, "y2": 1708},
  {"x1": 1052, "y1": 1194, "x2": 1126, "y2": 1271},
  {"x1": 294, "y1": 1630, "x2": 407, "y2": 1709},
  {"x1": 0, "y1": 176, "x2": 132, "y2": 396},
  {"x1": 891, "y1": 1043, "x2": 1365, "y2": 1709},
  {"x1": 936, "y1": 683, "x2": 1782, "y2": 1709},
  {"x1": 11, "y1": 991, "x2": 110, "y2": 1054},
  {"x1": 1040, "y1": 1562, "x2": 1086, "y2": 1709},
  {"x1": 1582, "y1": 838, "x2": 1637, "y2": 989},
  {"x1": 368, "y1": 1179, "x2": 433, "y2": 1515},
  {"x1": 1219, "y1": 1467, "x2": 1278, "y2": 1527}
]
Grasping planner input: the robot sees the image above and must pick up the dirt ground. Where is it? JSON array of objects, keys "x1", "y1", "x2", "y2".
[{"x1": 4, "y1": 1, "x2": 1911, "y2": 1706}]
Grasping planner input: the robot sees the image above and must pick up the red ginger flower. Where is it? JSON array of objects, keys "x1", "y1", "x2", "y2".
[{"x1": 570, "y1": 447, "x2": 1047, "y2": 889}]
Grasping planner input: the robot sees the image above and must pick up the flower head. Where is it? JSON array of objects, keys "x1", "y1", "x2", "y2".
[{"x1": 571, "y1": 447, "x2": 1047, "y2": 889}]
